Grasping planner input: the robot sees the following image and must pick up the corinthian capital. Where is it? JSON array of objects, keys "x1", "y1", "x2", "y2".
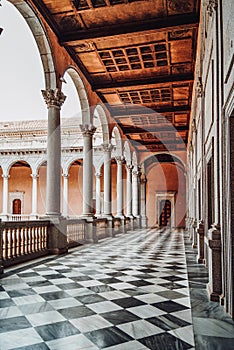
[
  {"x1": 102, "y1": 143, "x2": 114, "y2": 153},
  {"x1": 42, "y1": 88, "x2": 66, "y2": 108},
  {"x1": 115, "y1": 156, "x2": 125, "y2": 165},
  {"x1": 80, "y1": 124, "x2": 96, "y2": 136},
  {"x1": 207, "y1": 0, "x2": 218, "y2": 16}
]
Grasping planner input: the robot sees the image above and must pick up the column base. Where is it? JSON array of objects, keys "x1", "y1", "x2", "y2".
[{"x1": 197, "y1": 257, "x2": 206, "y2": 264}]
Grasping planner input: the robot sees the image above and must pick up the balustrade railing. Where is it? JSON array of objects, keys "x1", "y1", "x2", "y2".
[
  {"x1": 0, "y1": 220, "x2": 50, "y2": 267},
  {"x1": 66, "y1": 219, "x2": 86, "y2": 247}
]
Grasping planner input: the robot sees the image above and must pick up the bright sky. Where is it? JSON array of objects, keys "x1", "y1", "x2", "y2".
[{"x1": 0, "y1": 0, "x2": 80, "y2": 122}]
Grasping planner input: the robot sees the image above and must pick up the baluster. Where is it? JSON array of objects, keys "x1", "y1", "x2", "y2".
[
  {"x1": 18, "y1": 227, "x2": 22, "y2": 256},
  {"x1": 3, "y1": 228, "x2": 8, "y2": 260},
  {"x1": 9, "y1": 227, "x2": 13, "y2": 259},
  {"x1": 25, "y1": 227, "x2": 30, "y2": 254},
  {"x1": 13, "y1": 227, "x2": 17, "y2": 257},
  {"x1": 29, "y1": 227, "x2": 33, "y2": 253},
  {"x1": 22, "y1": 227, "x2": 26, "y2": 255}
]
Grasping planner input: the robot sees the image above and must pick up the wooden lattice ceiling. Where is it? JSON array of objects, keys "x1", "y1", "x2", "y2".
[{"x1": 30, "y1": 0, "x2": 200, "y2": 152}]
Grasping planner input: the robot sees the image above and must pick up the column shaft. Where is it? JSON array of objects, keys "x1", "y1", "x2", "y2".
[
  {"x1": 80, "y1": 125, "x2": 96, "y2": 216},
  {"x1": 126, "y1": 165, "x2": 133, "y2": 217},
  {"x1": 2, "y1": 175, "x2": 9, "y2": 214},
  {"x1": 31, "y1": 174, "x2": 38, "y2": 215},
  {"x1": 95, "y1": 173, "x2": 102, "y2": 215},
  {"x1": 63, "y1": 174, "x2": 69, "y2": 217},
  {"x1": 42, "y1": 88, "x2": 66, "y2": 217},
  {"x1": 103, "y1": 144, "x2": 113, "y2": 216},
  {"x1": 116, "y1": 157, "x2": 124, "y2": 217},
  {"x1": 132, "y1": 170, "x2": 139, "y2": 217}
]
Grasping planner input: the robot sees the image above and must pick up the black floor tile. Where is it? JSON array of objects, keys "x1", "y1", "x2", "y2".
[
  {"x1": 35, "y1": 321, "x2": 80, "y2": 341},
  {"x1": 101, "y1": 309, "x2": 140, "y2": 325},
  {"x1": 0, "y1": 316, "x2": 31, "y2": 333},
  {"x1": 146, "y1": 314, "x2": 190, "y2": 331},
  {"x1": 12, "y1": 343, "x2": 50, "y2": 350},
  {"x1": 139, "y1": 331, "x2": 192, "y2": 349},
  {"x1": 152, "y1": 300, "x2": 189, "y2": 313},
  {"x1": 85, "y1": 326, "x2": 133, "y2": 348},
  {"x1": 113, "y1": 297, "x2": 145, "y2": 308}
]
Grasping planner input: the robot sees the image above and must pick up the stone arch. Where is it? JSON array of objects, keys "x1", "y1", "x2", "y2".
[
  {"x1": 142, "y1": 152, "x2": 186, "y2": 172},
  {"x1": 8, "y1": 0, "x2": 56, "y2": 89},
  {"x1": 111, "y1": 126, "x2": 123, "y2": 157},
  {"x1": 93, "y1": 104, "x2": 110, "y2": 144},
  {"x1": 64, "y1": 67, "x2": 90, "y2": 124},
  {"x1": 123, "y1": 141, "x2": 132, "y2": 165},
  {"x1": 7, "y1": 159, "x2": 32, "y2": 175},
  {"x1": 132, "y1": 151, "x2": 138, "y2": 167},
  {"x1": 35, "y1": 157, "x2": 47, "y2": 175}
]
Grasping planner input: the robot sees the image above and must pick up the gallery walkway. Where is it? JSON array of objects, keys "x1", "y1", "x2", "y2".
[{"x1": 0, "y1": 228, "x2": 233, "y2": 350}]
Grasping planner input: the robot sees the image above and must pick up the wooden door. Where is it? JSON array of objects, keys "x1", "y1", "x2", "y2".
[
  {"x1": 13, "y1": 199, "x2": 21, "y2": 214},
  {"x1": 159, "y1": 199, "x2": 171, "y2": 227}
]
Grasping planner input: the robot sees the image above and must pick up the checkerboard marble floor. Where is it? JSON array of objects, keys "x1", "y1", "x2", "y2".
[{"x1": 0, "y1": 228, "x2": 195, "y2": 350}]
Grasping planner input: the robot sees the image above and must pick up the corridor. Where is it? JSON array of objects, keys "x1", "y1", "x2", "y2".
[{"x1": 0, "y1": 229, "x2": 233, "y2": 349}]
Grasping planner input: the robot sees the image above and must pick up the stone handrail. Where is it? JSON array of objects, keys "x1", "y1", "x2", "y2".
[{"x1": 0, "y1": 220, "x2": 50, "y2": 269}]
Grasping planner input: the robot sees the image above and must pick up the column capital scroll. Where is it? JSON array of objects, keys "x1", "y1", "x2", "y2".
[
  {"x1": 80, "y1": 124, "x2": 96, "y2": 136},
  {"x1": 42, "y1": 88, "x2": 66, "y2": 109},
  {"x1": 207, "y1": 0, "x2": 218, "y2": 16},
  {"x1": 102, "y1": 143, "x2": 114, "y2": 153},
  {"x1": 126, "y1": 164, "x2": 133, "y2": 171},
  {"x1": 2, "y1": 174, "x2": 10, "y2": 179},
  {"x1": 31, "y1": 174, "x2": 39, "y2": 179},
  {"x1": 115, "y1": 156, "x2": 125, "y2": 165},
  {"x1": 95, "y1": 172, "x2": 102, "y2": 178},
  {"x1": 62, "y1": 173, "x2": 70, "y2": 178}
]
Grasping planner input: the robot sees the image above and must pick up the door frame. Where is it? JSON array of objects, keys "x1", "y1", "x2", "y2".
[{"x1": 155, "y1": 191, "x2": 176, "y2": 228}]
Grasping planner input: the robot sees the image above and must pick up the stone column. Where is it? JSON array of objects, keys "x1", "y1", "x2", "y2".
[
  {"x1": 42, "y1": 88, "x2": 66, "y2": 217},
  {"x1": 192, "y1": 218, "x2": 198, "y2": 248},
  {"x1": 2, "y1": 174, "x2": 9, "y2": 216},
  {"x1": 140, "y1": 173, "x2": 148, "y2": 228},
  {"x1": 132, "y1": 168, "x2": 141, "y2": 228},
  {"x1": 197, "y1": 220, "x2": 205, "y2": 264},
  {"x1": 62, "y1": 173, "x2": 69, "y2": 217},
  {"x1": 31, "y1": 173, "x2": 38, "y2": 216},
  {"x1": 132, "y1": 169, "x2": 140, "y2": 217},
  {"x1": 95, "y1": 172, "x2": 102, "y2": 216},
  {"x1": 102, "y1": 143, "x2": 113, "y2": 217},
  {"x1": 116, "y1": 157, "x2": 124, "y2": 218},
  {"x1": 126, "y1": 164, "x2": 133, "y2": 218},
  {"x1": 80, "y1": 124, "x2": 96, "y2": 217},
  {"x1": 207, "y1": 223, "x2": 222, "y2": 302}
]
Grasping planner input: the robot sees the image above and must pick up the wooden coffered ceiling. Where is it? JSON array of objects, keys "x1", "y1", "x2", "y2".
[{"x1": 31, "y1": 0, "x2": 200, "y2": 152}]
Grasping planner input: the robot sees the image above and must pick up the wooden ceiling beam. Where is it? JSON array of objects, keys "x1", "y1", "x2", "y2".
[
  {"x1": 59, "y1": 13, "x2": 199, "y2": 44},
  {"x1": 122, "y1": 125, "x2": 189, "y2": 134},
  {"x1": 110, "y1": 105, "x2": 190, "y2": 116},
  {"x1": 94, "y1": 73, "x2": 194, "y2": 91}
]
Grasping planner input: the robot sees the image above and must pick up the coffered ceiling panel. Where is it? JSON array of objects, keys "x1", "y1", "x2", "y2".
[{"x1": 30, "y1": 0, "x2": 200, "y2": 152}]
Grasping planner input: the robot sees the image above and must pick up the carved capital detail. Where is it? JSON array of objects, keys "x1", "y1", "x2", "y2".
[
  {"x1": 126, "y1": 164, "x2": 133, "y2": 171},
  {"x1": 115, "y1": 156, "x2": 125, "y2": 165},
  {"x1": 31, "y1": 174, "x2": 39, "y2": 179},
  {"x1": 2, "y1": 174, "x2": 10, "y2": 179},
  {"x1": 102, "y1": 143, "x2": 114, "y2": 153},
  {"x1": 42, "y1": 88, "x2": 66, "y2": 108},
  {"x1": 207, "y1": 0, "x2": 218, "y2": 16},
  {"x1": 80, "y1": 124, "x2": 96, "y2": 136},
  {"x1": 196, "y1": 77, "x2": 203, "y2": 97},
  {"x1": 95, "y1": 172, "x2": 102, "y2": 178},
  {"x1": 62, "y1": 173, "x2": 70, "y2": 178},
  {"x1": 140, "y1": 174, "x2": 147, "y2": 184}
]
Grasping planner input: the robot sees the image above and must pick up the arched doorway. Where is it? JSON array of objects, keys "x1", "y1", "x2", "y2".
[{"x1": 12, "y1": 198, "x2": 21, "y2": 215}]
